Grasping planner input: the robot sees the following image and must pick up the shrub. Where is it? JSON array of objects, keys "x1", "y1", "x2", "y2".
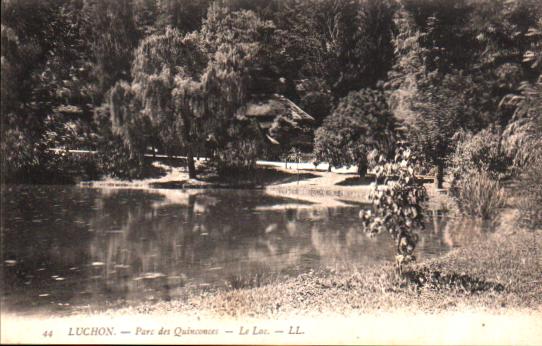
[
  {"x1": 40, "y1": 113, "x2": 100, "y2": 182},
  {"x1": 449, "y1": 128, "x2": 510, "y2": 183},
  {"x1": 95, "y1": 138, "x2": 145, "y2": 180},
  {"x1": 214, "y1": 138, "x2": 261, "y2": 175},
  {"x1": 359, "y1": 147, "x2": 428, "y2": 268},
  {"x1": 94, "y1": 104, "x2": 146, "y2": 179},
  {"x1": 42, "y1": 150, "x2": 100, "y2": 183},
  {"x1": 454, "y1": 169, "x2": 506, "y2": 220},
  {"x1": 212, "y1": 121, "x2": 264, "y2": 176},
  {"x1": 448, "y1": 128, "x2": 510, "y2": 220},
  {"x1": 313, "y1": 88, "x2": 397, "y2": 176},
  {"x1": 1, "y1": 125, "x2": 43, "y2": 183},
  {"x1": 1, "y1": 117, "x2": 99, "y2": 184}
]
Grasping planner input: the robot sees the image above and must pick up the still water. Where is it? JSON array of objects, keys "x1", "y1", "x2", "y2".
[{"x1": 1, "y1": 185, "x2": 489, "y2": 314}]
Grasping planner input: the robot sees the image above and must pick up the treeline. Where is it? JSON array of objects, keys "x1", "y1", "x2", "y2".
[
  {"x1": 1, "y1": 0, "x2": 398, "y2": 181},
  {"x1": 1, "y1": 0, "x2": 541, "y2": 211}
]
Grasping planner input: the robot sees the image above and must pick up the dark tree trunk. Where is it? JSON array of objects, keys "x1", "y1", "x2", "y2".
[
  {"x1": 436, "y1": 162, "x2": 444, "y2": 189},
  {"x1": 187, "y1": 147, "x2": 196, "y2": 179},
  {"x1": 328, "y1": 164, "x2": 332, "y2": 172},
  {"x1": 357, "y1": 160, "x2": 367, "y2": 177}
]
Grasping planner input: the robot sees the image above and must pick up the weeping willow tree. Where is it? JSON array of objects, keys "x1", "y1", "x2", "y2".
[
  {"x1": 171, "y1": 4, "x2": 273, "y2": 173},
  {"x1": 109, "y1": 27, "x2": 207, "y2": 178},
  {"x1": 198, "y1": 46, "x2": 256, "y2": 171},
  {"x1": 108, "y1": 4, "x2": 273, "y2": 177},
  {"x1": 195, "y1": 3, "x2": 274, "y2": 172},
  {"x1": 109, "y1": 81, "x2": 147, "y2": 168}
]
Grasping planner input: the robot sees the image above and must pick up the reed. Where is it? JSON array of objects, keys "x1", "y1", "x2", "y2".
[{"x1": 455, "y1": 170, "x2": 506, "y2": 220}]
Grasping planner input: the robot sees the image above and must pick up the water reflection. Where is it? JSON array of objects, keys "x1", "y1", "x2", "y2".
[{"x1": 1, "y1": 186, "x2": 489, "y2": 314}]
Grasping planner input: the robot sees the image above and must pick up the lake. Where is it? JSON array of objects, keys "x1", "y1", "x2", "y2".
[{"x1": 1, "y1": 185, "x2": 490, "y2": 315}]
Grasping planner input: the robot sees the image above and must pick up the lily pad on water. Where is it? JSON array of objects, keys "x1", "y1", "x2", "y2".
[
  {"x1": 133, "y1": 272, "x2": 166, "y2": 281},
  {"x1": 114, "y1": 264, "x2": 130, "y2": 269}
]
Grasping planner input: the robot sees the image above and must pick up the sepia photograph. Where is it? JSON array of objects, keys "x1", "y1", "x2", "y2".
[{"x1": 1, "y1": 0, "x2": 541, "y2": 344}]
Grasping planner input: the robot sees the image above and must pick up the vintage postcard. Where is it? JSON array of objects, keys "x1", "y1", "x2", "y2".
[{"x1": 1, "y1": 0, "x2": 541, "y2": 344}]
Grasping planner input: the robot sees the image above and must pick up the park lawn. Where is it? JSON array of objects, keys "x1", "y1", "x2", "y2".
[{"x1": 82, "y1": 159, "x2": 359, "y2": 189}]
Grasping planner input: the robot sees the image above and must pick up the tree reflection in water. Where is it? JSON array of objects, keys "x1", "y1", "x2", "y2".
[{"x1": 1, "y1": 186, "x2": 490, "y2": 313}]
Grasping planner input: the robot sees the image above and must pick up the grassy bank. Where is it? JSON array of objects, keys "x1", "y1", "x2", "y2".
[{"x1": 82, "y1": 160, "x2": 360, "y2": 189}]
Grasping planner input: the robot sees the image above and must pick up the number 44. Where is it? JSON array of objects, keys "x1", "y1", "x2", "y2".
[{"x1": 43, "y1": 330, "x2": 53, "y2": 337}]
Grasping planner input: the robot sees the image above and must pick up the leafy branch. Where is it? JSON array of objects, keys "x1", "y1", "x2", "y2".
[{"x1": 360, "y1": 147, "x2": 428, "y2": 272}]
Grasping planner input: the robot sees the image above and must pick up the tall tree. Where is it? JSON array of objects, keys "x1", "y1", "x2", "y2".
[
  {"x1": 108, "y1": 27, "x2": 207, "y2": 178},
  {"x1": 313, "y1": 88, "x2": 397, "y2": 176},
  {"x1": 269, "y1": 0, "x2": 398, "y2": 149},
  {"x1": 198, "y1": 4, "x2": 274, "y2": 171},
  {"x1": 1, "y1": 0, "x2": 95, "y2": 181},
  {"x1": 106, "y1": 4, "x2": 272, "y2": 177},
  {"x1": 81, "y1": 0, "x2": 140, "y2": 102},
  {"x1": 155, "y1": 0, "x2": 210, "y2": 33},
  {"x1": 271, "y1": 0, "x2": 397, "y2": 99},
  {"x1": 385, "y1": 0, "x2": 542, "y2": 187},
  {"x1": 407, "y1": 72, "x2": 480, "y2": 187},
  {"x1": 402, "y1": 0, "x2": 476, "y2": 73}
]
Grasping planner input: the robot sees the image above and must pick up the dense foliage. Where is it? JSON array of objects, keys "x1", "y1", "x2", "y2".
[
  {"x1": 452, "y1": 169, "x2": 506, "y2": 220},
  {"x1": 314, "y1": 89, "x2": 397, "y2": 176},
  {"x1": 447, "y1": 128, "x2": 509, "y2": 220},
  {"x1": 448, "y1": 128, "x2": 510, "y2": 183},
  {"x1": 1, "y1": 0, "x2": 541, "y2": 192},
  {"x1": 387, "y1": 0, "x2": 541, "y2": 188}
]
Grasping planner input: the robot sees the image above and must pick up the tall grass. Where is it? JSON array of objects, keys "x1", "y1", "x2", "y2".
[
  {"x1": 455, "y1": 170, "x2": 506, "y2": 220},
  {"x1": 516, "y1": 158, "x2": 542, "y2": 229},
  {"x1": 225, "y1": 265, "x2": 273, "y2": 290}
]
